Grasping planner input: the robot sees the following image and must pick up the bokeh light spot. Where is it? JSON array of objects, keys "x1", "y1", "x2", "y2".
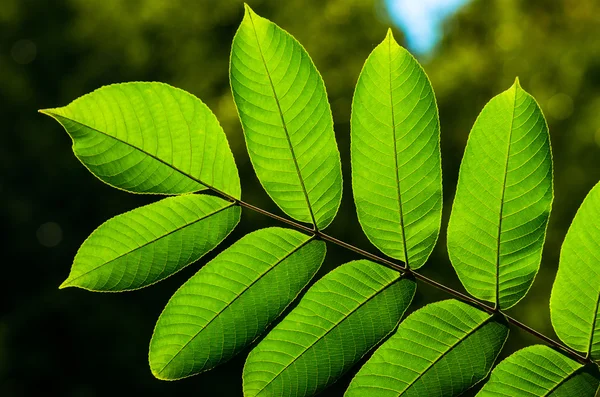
[
  {"x1": 547, "y1": 93, "x2": 574, "y2": 120},
  {"x1": 11, "y1": 39, "x2": 37, "y2": 65},
  {"x1": 385, "y1": 0, "x2": 471, "y2": 55},
  {"x1": 495, "y1": 24, "x2": 521, "y2": 51},
  {"x1": 595, "y1": 128, "x2": 600, "y2": 148},
  {"x1": 36, "y1": 222, "x2": 63, "y2": 248}
]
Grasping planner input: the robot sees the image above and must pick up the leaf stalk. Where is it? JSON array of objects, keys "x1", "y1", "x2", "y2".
[{"x1": 203, "y1": 188, "x2": 592, "y2": 366}]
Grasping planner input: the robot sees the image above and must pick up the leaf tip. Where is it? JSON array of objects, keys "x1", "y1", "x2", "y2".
[
  {"x1": 58, "y1": 279, "x2": 73, "y2": 289},
  {"x1": 513, "y1": 76, "x2": 521, "y2": 88},
  {"x1": 150, "y1": 367, "x2": 167, "y2": 381},
  {"x1": 150, "y1": 362, "x2": 179, "y2": 381},
  {"x1": 243, "y1": 3, "x2": 256, "y2": 18},
  {"x1": 385, "y1": 28, "x2": 397, "y2": 44},
  {"x1": 39, "y1": 108, "x2": 65, "y2": 123}
]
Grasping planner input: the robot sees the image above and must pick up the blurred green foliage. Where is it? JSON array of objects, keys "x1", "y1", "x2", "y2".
[{"x1": 2, "y1": 0, "x2": 599, "y2": 396}]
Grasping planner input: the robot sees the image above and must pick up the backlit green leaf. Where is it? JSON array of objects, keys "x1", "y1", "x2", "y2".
[
  {"x1": 447, "y1": 80, "x2": 553, "y2": 309},
  {"x1": 230, "y1": 5, "x2": 342, "y2": 230},
  {"x1": 345, "y1": 299, "x2": 509, "y2": 397},
  {"x1": 149, "y1": 227, "x2": 325, "y2": 380},
  {"x1": 61, "y1": 194, "x2": 240, "y2": 291},
  {"x1": 243, "y1": 260, "x2": 416, "y2": 397},
  {"x1": 351, "y1": 29, "x2": 442, "y2": 269},
  {"x1": 477, "y1": 345, "x2": 600, "y2": 396},
  {"x1": 40, "y1": 82, "x2": 241, "y2": 198},
  {"x1": 551, "y1": 182, "x2": 600, "y2": 360}
]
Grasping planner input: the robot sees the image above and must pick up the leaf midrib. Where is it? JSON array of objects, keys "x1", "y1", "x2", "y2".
[
  {"x1": 253, "y1": 274, "x2": 403, "y2": 397},
  {"x1": 245, "y1": 10, "x2": 318, "y2": 230},
  {"x1": 586, "y1": 291, "x2": 600, "y2": 358},
  {"x1": 495, "y1": 86, "x2": 518, "y2": 309},
  {"x1": 399, "y1": 312, "x2": 494, "y2": 395},
  {"x1": 542, "y1": 364, "x2": 588, "y2": 397},
  {"x1": 387, "y1": 35, "x2": 410, "y2": 268},
  {"x1": 155, "y1": 236, "x2": 316, "y2": 377},
  {"x1": 66, "y1": 202, "x2": 236, "y2": 286},
  {"x1": 40, "y1": 111, "x2": 238, "y2": 199}
]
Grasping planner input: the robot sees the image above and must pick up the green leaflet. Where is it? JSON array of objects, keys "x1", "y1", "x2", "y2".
[
  {"x1": 477, "y1": 345, "x2": 600, "y2": 396},
  {"x1": 40, "y1": 82, "x2": 241, "y2": 198},
  {"x1": 551, "y1": 182, "x2": 600, "y2": 360},
  {"x1": 62, "y1": 194, "x2": 240, "y2": 291},
  {"x1": 149, "y1": 227, "x2": 325, "y2": 380},
  {"x1": 230, "y1": 5, "x2": 343, "y2": 230},
  {"x1": 447, "y1": 80, "x2": 553, "y2": 309},
  {"x1": 345, "y1": 299, "x2": 509, "y2": 397},
  {"x1": 243, "y1": 260, "x2": 416, "y2": 397},
  {"x1": 351, "y1": 29, "x2": 441, "y2": 269},
  {"x1": 41, "y1": 6, "x2": 596, "y2": 396}
]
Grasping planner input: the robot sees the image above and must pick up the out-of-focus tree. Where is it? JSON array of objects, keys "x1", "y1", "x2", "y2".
[
  {"x1": 2, "y1": 1, "x2": 395, "y2": 396},
  {"x1": 2, "y1": 0, "x2": 600, "y2": 395},
  {"x1": 423, "y1": 0, "x2": 600, "y2": 345}
]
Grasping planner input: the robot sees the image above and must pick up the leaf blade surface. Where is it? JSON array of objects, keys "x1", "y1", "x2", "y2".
[
  {"x1": 243, "y1": 260, "x2": 416, "y2": 397},
  {"x1": 476, "y1": 345, "x2": 600, "y2": 396},
  {"x1": 41, "y1": 82, "x2": 241, "y2": 198},
  {"x1": 351, "y1": 30, "x2": 442, "y2": 269},
  {"x1": 149, "y1": 227, "x2": 325, "y2": 380},
  {"x1": 551, "y1": 182, "x2": 600, "y2": 359},
  {"x1": 63, "y1": 194, "x2": 240, "y2": 291},
  {"x1": 346, "y1": 299, "x2": 508, "y2": 397},
  {"x1": 230, "y1": 5, "x2": 343, "y2": 229},
  {"x1": 447, "y1": 80, "x2": 553, "y2": 309}
]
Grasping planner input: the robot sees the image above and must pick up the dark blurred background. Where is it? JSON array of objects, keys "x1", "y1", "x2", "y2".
[{"x1": 2, "y1": 0, "x2": 600, "y2": 395}]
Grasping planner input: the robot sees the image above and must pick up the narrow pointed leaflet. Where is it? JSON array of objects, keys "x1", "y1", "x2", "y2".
[
  {"x1": 551, "y1": 182, "x2": 600, "y2": 360},
  {"x1": 230, "y1": 5, "x2": 343, "y2": 230},
  {"x1": 477, "y1": 345, "x2": 600, "y2": 396},
  {"x1": 243, "y1": 260, "x2": 416, "y2": 397},
  {"x1": 447, "y1": 80, "x2": 553, "y2": 309},
  {"x1": 346, "y1": 299, "x2": 509, "y2": 397},
  {"x1": 40, "y1": 82, "x2": 241, "y2": 198},
  {"x1": 62, "y1": 194, "x2": 240, "y2": 291},
  {"x1": 150, "y1": 228, "x2": 326, "y2": 380},
  {"x1": 351, "y1": 29, "x2": 442, "y2": 269}
]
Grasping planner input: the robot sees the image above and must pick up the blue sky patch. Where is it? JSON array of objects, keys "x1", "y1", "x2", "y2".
[{"x1": 386, "y1": 0, "x2": 471, "y2": 55}]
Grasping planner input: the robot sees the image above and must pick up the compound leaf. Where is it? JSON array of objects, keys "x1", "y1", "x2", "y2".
[
  {"x1": 351, "y1": 29, "x2": 442, "y2": 269},
  {"x1": 40, "y1": 82, "x2": 241, "y2": 198},
  {"x1": 62, "y1": 194, "x2": 240, "y2": 291},
  {"x1": 477, "y1": 345, "x2": 600, "y2": 396},
  {"x1": 243, "y1": 260, "x2": 416, "y2": 397},
  {"x1": 551, "y1": 182, "x2": 600, "y2": 360},
  {"x1": 447, "y1": 80, "x2": 553, "y2": 309},
  {"x1": 230, "y1": 5, "x2": 342, "y2": 230},
  {"x1": 149, "y1": 227, "x2": 325, "y2": 380},
  {"x1": 346, "y1": 299, "x2": 509, "y2": 397}
]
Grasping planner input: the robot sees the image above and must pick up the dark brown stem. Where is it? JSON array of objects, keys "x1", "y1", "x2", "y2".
[
  {"x1": 204, "y1": 188, "x2": 593, "y2": 365},
  {"x1": 314, "y1": 231, "x2": 590, "y2": 364}
]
